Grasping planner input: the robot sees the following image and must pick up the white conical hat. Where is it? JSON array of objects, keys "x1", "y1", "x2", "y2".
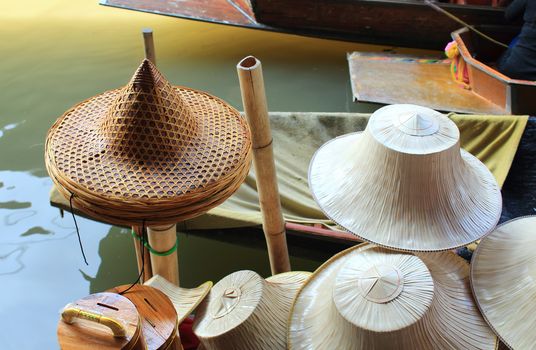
[
  {"x1": 471, "y1": 215, "x2": 536, "y2": 349},
  {"x1": 308, "y1": 104, "x2": 502, "y2": 251},
  {"x1": 289, "y1": 243, "x2": 498, "y2": 349},
  {"x1": 193, "y1": 270, "x2": 311, "y2": 350}
]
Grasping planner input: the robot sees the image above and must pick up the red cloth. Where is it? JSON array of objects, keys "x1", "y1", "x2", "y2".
[{"x1": 179, "y1": 316, "x2": 200, "y2": 350}]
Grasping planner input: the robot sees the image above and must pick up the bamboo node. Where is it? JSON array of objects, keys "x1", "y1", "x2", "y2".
[{"x1": 253, "y1": 138, "x2": 274, "y2": 150}]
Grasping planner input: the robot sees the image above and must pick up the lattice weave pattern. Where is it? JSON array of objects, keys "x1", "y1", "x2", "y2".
[{"x1": 45, "y1": 59, "x2": 252, "y2": 226}]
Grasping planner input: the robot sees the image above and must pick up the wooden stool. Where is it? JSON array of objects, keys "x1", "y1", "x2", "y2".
[{"x1": 57, "y1": 292, "x2": 146, "y2": 350}]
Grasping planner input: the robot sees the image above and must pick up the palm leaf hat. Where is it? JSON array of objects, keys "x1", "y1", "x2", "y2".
[
  {"x1": 288, "y1": 243, "x2": 499, "y2": 349},
  {"x1": 471, "y1": 216, "x2": 536, "y2": 349},
  {"x1": 193, "y1": 270, "x2": 311, "y2": 349},
  {"x1": 308, "y1": 104, "x2": 502, "y2": 251}
]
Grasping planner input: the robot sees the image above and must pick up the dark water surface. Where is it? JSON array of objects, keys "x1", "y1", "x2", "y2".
[{"x1": 0, "y1": 1, "x2": 433, "y2": 348}]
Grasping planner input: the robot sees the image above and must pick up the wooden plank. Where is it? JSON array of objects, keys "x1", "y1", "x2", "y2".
[{"x1": 348, "y1": 52, "x2": 505, "y2": 114}]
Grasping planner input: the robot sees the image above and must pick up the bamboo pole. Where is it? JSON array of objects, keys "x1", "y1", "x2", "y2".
[
  {"x1": 147, "y1": 224, "x2": 179, "y2": 286},
  {"x1": 142, "y1": 28, "x2": 157, "y2": 64},
  {"x1": 132, "y1": 225, "x2": 153, "y2": 283},
  {"x1": 237, "y1": 56, "x2": 291, "y2": 274}
]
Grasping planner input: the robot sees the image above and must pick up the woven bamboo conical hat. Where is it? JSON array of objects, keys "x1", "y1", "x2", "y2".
[
  {"x1": 193, "y1": 270, "x2": 311, "y2": 350},
  {"x1": 144, "y1": 275, "x2": 212, "y2": 324},
  {"x1": 289, "y1": 243, "x2": 499, "y2": 349},
  {"x1": 308, "y1": 104, "x2": 501, "y2": 252},
  {"x1": 471, "y1": 216, "x2": 536, "y2": 350},
  {"x1": 45, "y1": 59, "x2": 252, "y2": 226}
]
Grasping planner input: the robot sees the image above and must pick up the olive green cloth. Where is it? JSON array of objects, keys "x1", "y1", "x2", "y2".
[
  {"x1": 50, "y1": 112, "x2": 528, "y2": 230},
  {"x1": 179, "y1": 112, "x2": 528, "y2": 230}
]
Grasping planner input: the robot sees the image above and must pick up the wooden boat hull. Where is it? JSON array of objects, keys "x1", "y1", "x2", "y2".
[
  {"x1": 251, "y1": 0, "x2": 513, "y2": 49},
  {"x1": 453, "y1": 27, "x2": 536, "y2": 115},
  {"x1": 100, "y1": 0, "x2": 517, "y2": 49}
]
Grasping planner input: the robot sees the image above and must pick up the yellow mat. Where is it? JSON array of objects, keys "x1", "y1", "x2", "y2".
[{"x1": 51, "y1": 112, "x2": 528, "y2": 230}]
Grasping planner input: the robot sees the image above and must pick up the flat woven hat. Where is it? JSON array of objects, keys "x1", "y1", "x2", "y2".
[
  {"x1": 289, "y1": 243, "x2": 498, "y2": 349},
  {"x1": 144, "y1": 275, "x2": 212, "y2": 324},
  {"x1": 308, "y1": 104, "x2": 502, "y2": 252},
  {"x1": 45, "y1": 59, "x2": 252, "y2": 226},
  {"x1": 193, "y1": 270, "x2": 311, "y2": 350},
  {"x1": 471, "y1": 216, "x2": 536, "y2": 350}
]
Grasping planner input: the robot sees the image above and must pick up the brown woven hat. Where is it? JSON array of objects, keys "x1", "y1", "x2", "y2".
[
  {"x1": 193, "y1": 270, "x2": 311, "y2": 350},
  {"x1": 45, "y1": 59, "x2": 252, "y2": 226},
  {"x1": 308, "y1": 104, "x2": 502, "y2": 252},
  {"x1": 471, "y1": 216, "x2": 536, "y2": 350},
  {"x1": 289, "y1": 243, "x2": 498, "y2": 349}
]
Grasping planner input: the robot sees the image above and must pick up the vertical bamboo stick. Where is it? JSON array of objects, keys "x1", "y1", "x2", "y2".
[
  {"x1": 132, "y1": 225, "x2": 153, "y2": 283},
  {"x1": 147, "y1": 224, "x2": 179, "y2": 286},
  {"x1": 142, "y1": 28, "x2": 156, "y2": 64},
  {"x1": 237, "y1": 56, "x2": 291, "y2": 274}
]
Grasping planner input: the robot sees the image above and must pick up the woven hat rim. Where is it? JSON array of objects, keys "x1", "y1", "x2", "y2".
[
  {"x1": 308, "y1": 132, "x2": 502, "y2": 252},
  {"x1": 470, "y1": 215, "x2": 536, "y2": 350},
  {"x1": 288, "y1": 243, "x2": 499, "y2": 349}
]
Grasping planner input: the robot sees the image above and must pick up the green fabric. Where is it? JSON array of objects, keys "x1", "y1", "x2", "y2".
[{"x1": 179, "y1": 112, "x2": 528, "y2": 231}]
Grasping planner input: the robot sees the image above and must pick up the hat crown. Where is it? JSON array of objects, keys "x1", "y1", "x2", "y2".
[
  {"x1": 368, "y1": 104, "x2": 459, "y2": 155},
  {"x1": 211, "y1": 287, "x2": 243, "y2": 319},
  {"x1": 357, "y1": 264, "x2": 404, "y2": 303},
  {"x1": 100, "y1": 59, "x2": 199, "y2": 162},
  {"x1": 333, "y1": 249, "x2": 434, "y2": 332},
  {"x1": 394, "y1": 111, "x2": 440, "y2": 136}
]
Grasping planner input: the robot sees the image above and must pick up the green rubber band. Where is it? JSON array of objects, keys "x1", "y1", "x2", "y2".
[{"x1": 131, "y1": 229, "x2": 178, "y2": 256}]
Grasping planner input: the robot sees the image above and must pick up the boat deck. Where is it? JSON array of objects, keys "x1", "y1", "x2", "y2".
[{"x1": 348, "y1": 52, "x2": 505, "y2": 114}]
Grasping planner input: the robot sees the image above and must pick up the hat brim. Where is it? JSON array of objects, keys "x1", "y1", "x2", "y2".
[
  {"x1": 308, "y1": 132, "x2": 502, "y2": 252},
  {"x1": 46, "y1": 86, "x2": 251, "y2": 225},
  {"x1": 471, "y1": 216, "x2": 536, "y2": 350},
  {"x1": 144, "y1": 275, "x2": 212, "y2": 324},
  {"x1": 289, "y1": 243, "x2": 498, "y2": 349}
]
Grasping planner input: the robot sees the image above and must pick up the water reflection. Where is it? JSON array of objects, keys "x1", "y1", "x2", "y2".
[{"x1": 0, "y1": 171, "x2": 127, "y2": 349}]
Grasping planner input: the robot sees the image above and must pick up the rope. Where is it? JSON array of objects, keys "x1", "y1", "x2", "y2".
[
  {"x1": 119, "y1": 220, "x2": 147, "y2": 295},
  {"x1": 424, "y1": 0, "x2": 509, "y2": 49},
  {"x1": 69, "y1": 193, "x2": 88, "y2": 265},
  {"x1": 131, "y1": 228, "x2": 178, "y2": 256}
]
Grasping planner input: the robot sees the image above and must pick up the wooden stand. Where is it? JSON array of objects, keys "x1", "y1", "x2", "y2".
[
  {"x1": 147, "y1": 224, "x2": 179, "y2": 286},
  {"x1": 237, "y1": 56, "x2": 291, "y2": 274}
]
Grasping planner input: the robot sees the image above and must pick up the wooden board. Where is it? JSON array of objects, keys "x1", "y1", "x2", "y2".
[{"x1": 348, "y1": 52, "x2": 505, "y2": 114}]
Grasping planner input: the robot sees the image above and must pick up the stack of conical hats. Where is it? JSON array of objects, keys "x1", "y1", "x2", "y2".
[
  {"x1": 292, "y1": 104, "x2": 506, "y2": 349},
  {"x1": 45, "y1": 59, "x2": 252, "y2": 226}
]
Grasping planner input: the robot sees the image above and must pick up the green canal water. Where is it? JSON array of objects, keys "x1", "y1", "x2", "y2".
[{"x1": 0, "y1": 1, "x2": 433, "y2": 348}]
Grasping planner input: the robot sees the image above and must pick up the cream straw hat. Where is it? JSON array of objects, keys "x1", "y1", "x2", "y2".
[
  {"x1": 46, "y1": 59, "x2": 252, "y2": 226},
  {"x1": 289, "y1": 243, "x2": 498, "y2": 349},
  {"x1": 144, "y1": 275, "x2": 212, "y2": 324},
  {"x1": 308, "y1": 104, "x2": 502, "y2": 251},
  {"x1": 193, "y1": 270, "x2": 311, "y2": 349},
  {"x1": 471, "y1": 215, "x2": 536, "y2": 350}
]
